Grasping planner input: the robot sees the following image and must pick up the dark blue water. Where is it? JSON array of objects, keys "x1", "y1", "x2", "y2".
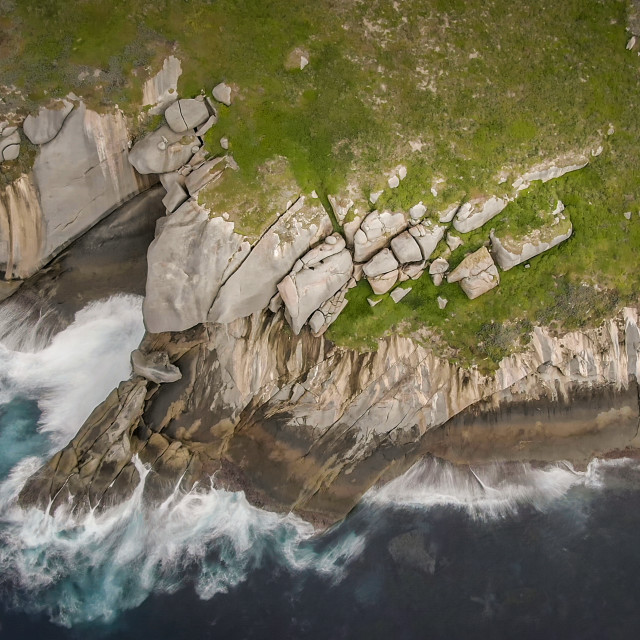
[
  {"x1": 1, "y1": 452, "x2": 640, "y2": 639},
  {"x1": 1, "y1": 297, "x2": 639, "y2": 639}
]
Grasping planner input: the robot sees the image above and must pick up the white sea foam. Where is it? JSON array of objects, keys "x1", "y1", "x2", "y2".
[
  {"x1": 0, "y1": 294, "x2": 145, "y2": 448},
  {"x1": 365, "y1": 457, "x2": 596, "y2": 519},
  {"x1": 0, "y1": 295, "x2": 365, "y2": 626}
]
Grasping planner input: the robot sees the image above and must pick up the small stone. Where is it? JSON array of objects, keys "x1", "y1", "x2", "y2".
[
  {"x1": 212, "y1": 82, "x2": 232, "y2": 106},
  {"x1": 409, "y1": 202, "x2": 426, "y2": 220},
  {"x1": 222, "y1": 212, "x2": 230, "y2": 220},
  {"x1": 524, "y1": 264, "x2": 530, "y2": 269},
  {"x1": 592, "y1": 145, "x2": 603, "y2": 157},
  {"x1": 220, "y1": 136, "x2": 229, "y2": 149},
  {"x1": 300, "y1": 56, "x2": 309, "y2": 70},
  {"x1": 311, "y1": 190, "x2": 319, "y2": 198},
  {"x1": 325, "y1": 235, "x2": 338, "y2": 245},
  {"x1": 367, "y1": 297, "x2": 381, "y2": 307},
  {"x1": 391, "y1": 287, "x2": 411, "y2": 303},
  {"x1": 388, "y1": 175, "x2": 400, "y2": 189},
  {"x1": 370, "y1": 190, "x2": 383, "y2": 204},
  {"x1": 437, "y1": 296, "x2": 448, "y2": 309},
  {"x1": 446, "y1": 233, "x2": 463, "y2": 251},
  {"x1": 624, "y1": 211, "x2": 632, "y2": 220},
  {"x1": 430, "y1": 187, "x2": 438, "y2": 197},
  {"x1": 432, "y1": 273, "x2": 443, "y2": 286},
  {"x1": 627, "y1": 35, "x2": 637, "y2": 50},
  {"x1": 607, "y1": 124, "x2": 615, "y2": 136},
  {"x1": 429, "y1": 257, "x2": 449, "y2": 274},
  {"x1": 397, "y1": 165, "x2": 407, "y2": 180}
]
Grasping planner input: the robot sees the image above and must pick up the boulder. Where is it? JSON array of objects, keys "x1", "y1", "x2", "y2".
[
  {"x1": 447, "y1": 246, "x2": 499, "y2": 299},
  {"x1": 446, "y1": 232, "x2": 463, "y2": 251},
  {"x1": 129, "y1": 125, "x2": 200, "y2": 174},
  {"x1": 390, "y1": 231, "x2": 423, "y2": 264},
  {"x1": 429, "y1": 257, "x2": 449, "y2": 274},
  {"x1": 209, "y1": 198, "x2": 333, "y2": 324},
  {"x1": 390, "y1": 286, "x2": 411, "y2": 303},
  {"x1": 363, "y1": 248, "x2": 399, "y2": 295},
  {"x1": 409, "y1": 202, "x2": 426, "y2": 221},
  {"x1": 490, "y1": 201, "x2": 572, "y2": 270},
  {"x1": 131, "y1": 349, "x2": 182, "y2": 384},
  {"x1": 408, "y1": 222, "x2": 445, "y2": 260},
  {"x1": 23, "y1": 99, "x2": 74, "y2": 145},
  {"x1": 0, "y1": 129, "x2": 20, "y2": 161},
  {"x1": 437, "y1": 296, "x2": 448, "y2": 309},
  {"x1": 512, "y1": 156, "x2": 588, "y2": 191},
  {"x1": 278, "y1": 237, "x2": 353, "y2": 334},
  {"x1": 164, "y1": 99, "x2": 210, "y2": 133},
  {"x1": 162, "y1": 182, "x2": 189, "y2": 213},
  {"x1": 354, "y1": 210, "x2": 407, "y2": 262},
  {"x1": 453, "y1": 196, "x2": 508, "y2": 233},
  {"x1": 212, "y1": 82, "x2": 232, "y2": 106},
  {"x1": 439, "y1": 203, "x2": 460, "y2": 223},
  {"x1": 328, "y1": 194, "x2": 354, "y2": 223},
  {"x1": 143, "y1": 199, "x2": 250, "y2": 333}
]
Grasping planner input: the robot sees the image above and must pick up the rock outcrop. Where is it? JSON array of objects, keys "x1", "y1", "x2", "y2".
[
  {"x1": 277, "y1": 234, "x2": 353, "y2": 334},
  {"x1": 128, "y1": 124, "x2": 200, "y2": 175},
  {"x1": 131, "y1": 349, "x2": 182, "y2": 384},
  {"x1": 453, "y1": 196, "x2": 508, "y2": 234},
  {"x1": 143, "y1": 199, "x2": 250, "y2": 333},
  {"x1": 23, "y1": 99, "x2": 74, "y2": 145},
  {"x1": 491, "y1": 204, "x2": 572, "y2": 271},
  {"x1": 208, "y1": 197, "x2": 332, "y2": 325},
  {"x1": 447, "y1": 246, "x2": 499, "y2": 299},
  {"x1": 142, "y1": 56, "x2": 182, "y2": 114}
]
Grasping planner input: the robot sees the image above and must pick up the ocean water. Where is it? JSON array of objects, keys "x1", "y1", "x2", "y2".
[{"x1": 1, "y1": 296, "x2": 640, "y2": 639}]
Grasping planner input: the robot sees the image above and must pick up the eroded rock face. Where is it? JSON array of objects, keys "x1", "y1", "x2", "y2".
[
  {"x1": 447, "y1": 246, "x2": 499, "y2": 299},
  {"x1": 208, "y1": 197, "x2": 332, "y2": 324},
  {"x1": 23, "y1": 99, "x2": 74, "y2": 145},
  {"x1": 278, "y1": 234, "x2": 353, "y2": 334},
  {"x1": 144, "y1": 199, "x2": 250, "y2": 333},
  {"x1": 142, "y1": 56, "x2": 182, "y2": 114},
  {"x1": 129, "y1": 125, "x2": 200, "y2": 175},
  {"x1": 20, "y1": 306, "x2": 640, "y2": 527},
  {"x1": 131, "y1": 349, "x2": 182, "y2": 384}
]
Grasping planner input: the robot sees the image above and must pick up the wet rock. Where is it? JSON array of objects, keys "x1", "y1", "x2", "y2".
[
  {"x1": 131, "y1": 349, "x2": 182, "y2": 384},
  {"x1": 23, "y1": 99, "x2": 74, "y2": 145}
]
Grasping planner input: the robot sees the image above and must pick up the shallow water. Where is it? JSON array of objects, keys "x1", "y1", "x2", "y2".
[{"x1": 0, "y1": 296, "x2": 639, "y2": 639}]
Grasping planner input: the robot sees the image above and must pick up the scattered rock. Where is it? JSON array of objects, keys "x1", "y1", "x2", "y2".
[
  {"x1": 129, "y1": 125, "x2": 200, "y2": 174},
  {"x1": 409, "y1": 202, "x2": 426, "y2": 220},
  {"x1": 165, "y1": 99, "x2": 210, "y2": 133},
  {"x1": 363, "y1": 248, "x2": 399, "y2": 295},
  {"x1": 391, "y1": 231, "x2": 423, "y2": 263},
  {"x1": 328, "y1": 194, "x2": 354, "y2": 223},
  {"x1": 624, "y1": 211, "x2": 632, "y2": 220},
  {"x1": 220, "y1": 136, "x2": 229, "y2": 149},
  {"x1": 512, "y1": 156, "x2": 588, "y2": 191},
  {"x1": 429, "y1": 257, "x2": 449, "y2": 274},
  {"x1": 131, "y1": 349, "x2": 182, "y2": 384},
  {"x1": 447, "y1": 246, "x2": 499, "y2": 299},
  {"x1": 388, "y1": 175, "x2": 400, "y2": 188},
  {"x1": 367, "y1": 297, "x2": 381, "y2": 307},
  {"x1": 391, "y1": 286, "x2": 411, "y2": 303},
  {"x1": 23, "y1": 99, "x2": 74, "y2": 145},
  {"x1": 453, "y1": 196, "x2": 508, "y2": 234},
  {"x1": 446, "y1": 232, "x2": 463, "y2": 251},
  {"x1": 285, "y1": 47, "x2": 310, "y2": 70},
  {"x1": 370, "y1": 190, "x2": 383, "y2": 204},
  {"x1": 627, "y1": 35, "x2": 637, "y2": 50},
  {"x1": 437, "y1": 296, "x2": 448, "y2": 309},
  {"x1": 212, "y1": 82, "x2": 232, "y2": 106}
]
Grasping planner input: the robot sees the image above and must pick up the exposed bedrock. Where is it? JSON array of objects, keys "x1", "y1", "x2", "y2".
[{"x1": 19, "y1": 305, "x2": 640, "y2": 527}]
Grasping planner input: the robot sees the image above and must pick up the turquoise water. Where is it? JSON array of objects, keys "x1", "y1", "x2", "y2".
[{"x1": 0, "y1": 398, "x2": 46, "y2": 479}]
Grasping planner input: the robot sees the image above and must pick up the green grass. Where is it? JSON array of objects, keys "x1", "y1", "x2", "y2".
[{"x1": 1, "y1": 0, "x2": 639, "y2": 367}]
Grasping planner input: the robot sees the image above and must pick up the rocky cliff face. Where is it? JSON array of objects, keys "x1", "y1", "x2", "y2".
[
  {"x1": 0, "y1": 100, "x2": 154, "y2": 280},
  {"x1": 19, "y1": 302, "x2": 640, "y2": 526}
]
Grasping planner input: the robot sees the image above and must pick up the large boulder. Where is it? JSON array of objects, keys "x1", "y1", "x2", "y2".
[
  {"x1": 164, "y1": 98, "x2": 210, "y2": 133},
  {"x1": 129, "y1": 125, "x2": 200, "y2": 175},
  {"x1": 453, "y1": 196, "x2": 508, "y2": 233},
  {"x1": 390, "y1": 231, "x2": 423, "y2": 264},
  {"x1": 491, "y1": 201, "x2": 572, "y2": 270},
  {"x1": 208, "y1": 197, "x2": 333, "y2": 324},
  {"x1": 143, "y1": 199, "x2": 250, "y2": 333},
  {"x1": 447, "y1": 246, "x2": 499, "y2": 299},
  {"x1": 23, "y1": 99, "x2": 74, "y2": 145},
  {"x1": 408, "y1": 222, "x2": 445, "y2": 260},
  {"x1": 353, "y1": 210, "x2": 407, "y2": 262},
  {"x1": 278, "y1": 234, "x2": 353, "y2": 334}
]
